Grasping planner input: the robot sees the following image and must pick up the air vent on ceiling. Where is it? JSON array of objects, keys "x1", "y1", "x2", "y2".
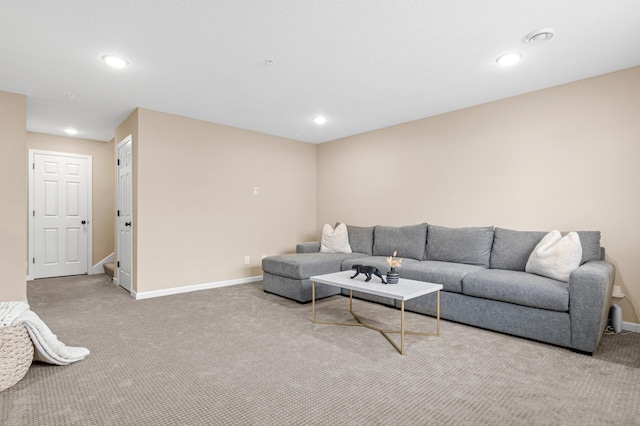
[{"x1": 524, "y1": 28, "x2": 554, "y2": 44}]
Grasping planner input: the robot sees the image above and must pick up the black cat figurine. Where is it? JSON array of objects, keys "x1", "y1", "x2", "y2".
[{"x1": 350, "y1": 264, "x2": 387, "y2": 284}]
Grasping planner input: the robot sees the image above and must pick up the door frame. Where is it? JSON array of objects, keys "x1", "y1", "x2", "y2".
[
  {"x1": 115, "y1": 135, "x2": 133, "y2": 291},
  {"x1": 28, "y1": 149, "x2": 93, "y2": 280}
]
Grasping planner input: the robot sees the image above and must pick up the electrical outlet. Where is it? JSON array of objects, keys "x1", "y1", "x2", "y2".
[
  {"x1": 612, "y1": 285, "x2": 624, "y2": 299},
  {"x1": 253, "y1": 187, "x2": 259, "y2": 195},
  {"x1": 244, "y1": 256, "x2": 251, "y2": 265}
]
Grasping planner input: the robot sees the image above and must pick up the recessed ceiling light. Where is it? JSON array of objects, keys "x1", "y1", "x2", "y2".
[
  {"x1": 313, "y1": 115, "x2": 328, "y2": 125},
  {"x1": 524, "y1": 28, "x2": 555, "y2": 44},
  {"x1": 496, "y1": 52, "x2": 523, "y2": 67},
  {"x1": 63, "y1": 128, "x2": 79, "y2": 135},
  {"x1": 102, "y1": 55, "x2": 129, "y2": 68}
]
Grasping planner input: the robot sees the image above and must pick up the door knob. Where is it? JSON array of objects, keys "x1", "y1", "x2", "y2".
[
  {"x1": 125, "y1": 222, "x2": 131, "y2": 227},
  {"x1": 81, "y1": 220, "x2": 87, "y2": 225}
]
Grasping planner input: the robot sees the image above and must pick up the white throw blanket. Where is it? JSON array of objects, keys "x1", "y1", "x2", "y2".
[
  {"x1": 0, "y1": 301, "x2": 90, "y2": 365},
  {"x1": 0, "y1": 301, "x2": 29, "y2": 326}
]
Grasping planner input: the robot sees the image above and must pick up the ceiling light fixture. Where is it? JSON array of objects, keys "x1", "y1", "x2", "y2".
[
  {"x1": 63, "y1": 128, "x2": 79, "y2": 135},
  {"x1": 496, "y1": 52, "x2": 523, "y2": 67},
  {"x1": 524, "y1": 28, "x2": 555, "y2": 44},
  {"x1": 313, "y1": 115, "x2": 328, "y2": 125},
  {"x1": 102, "y1": 54, "x2": 129, "y2": 68}
]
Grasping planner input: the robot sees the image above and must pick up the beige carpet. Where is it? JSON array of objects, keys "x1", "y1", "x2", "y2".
[{"x1": 1, "y1": 274, "x2": 639, "y2": 425}]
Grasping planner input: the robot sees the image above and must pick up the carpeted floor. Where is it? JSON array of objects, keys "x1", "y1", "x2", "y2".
[{"x1": 1, "y1": 274, "x2": 639, "y2": 425}]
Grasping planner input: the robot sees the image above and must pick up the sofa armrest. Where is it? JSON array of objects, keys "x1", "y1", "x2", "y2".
[
  {"x1": 569, "y1": 260, "x2": 615, "y2": 353},
  {"x1": 296, "y1": 242, "x2": 321, "y2": 253}
]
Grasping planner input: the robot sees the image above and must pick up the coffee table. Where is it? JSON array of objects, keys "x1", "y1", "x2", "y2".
[{"x1": 310, "y1": 270, "x2": 443, "y2": 355}]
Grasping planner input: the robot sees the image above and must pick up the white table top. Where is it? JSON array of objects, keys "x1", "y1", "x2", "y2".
[{"x1": 310, "y1": 270, "x2": 442, "y2": 301}]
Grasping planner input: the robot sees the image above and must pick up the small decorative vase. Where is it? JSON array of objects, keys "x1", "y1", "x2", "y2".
[{"x1": 387, "y1": 268, "x2": 399, "y2": 284}]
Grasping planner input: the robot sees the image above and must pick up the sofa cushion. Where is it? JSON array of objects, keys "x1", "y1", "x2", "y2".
[
  {"x1": 373, "y1": 224, "x2": 427, "y2": 260},
  {"x1": 341, "y1": 224, "x2": 374, "y2": 256},
  {"x1": 525, "y1": 231, "x2": 582, "y2": 282},
  {"x1": 400, "y1": 261, "x2": 485, "y2": 293},
  {"x1": 576, "y1": 231, "x2": 601, "y2": 264},
  {"x1": 426, "y1": 225, "x2": 494, "y2": 268},
  {"x1": 262, "y1": 253, "x2": 363, "y2": 280},
  {"x1": 491, "y1": 228, "x2": 603, "y2": 270},
  {"x1": 320, "y1": 223, "x2": 352, "y2": 253},
  {"x1": 462, "y1": 269, "x2": 569, "y2": 312},
  {"x1": 490, "y1": 228, "x2": 546, "y2": 271}
]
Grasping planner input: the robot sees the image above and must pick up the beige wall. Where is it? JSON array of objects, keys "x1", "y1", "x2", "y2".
[
  {"x1": 26, "y1": 132, "x2": 115, "y2": 265},
  {"x1": 0, "y1": 91, "x2": 27, "y2": 301},
  {"x1": 116, "y1": 108, "x2": 316, "y2": 293},
  {"x1": 317, "y1": 66, "x2": 640, "y2": 323}
]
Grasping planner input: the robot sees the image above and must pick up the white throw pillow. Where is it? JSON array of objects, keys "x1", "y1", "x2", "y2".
[
  {"x1": 320, "y1": 223, "x2": 352, "y2": 253},
  {"x1": 525, "y1": 230, "x2": 582, "y2": 282}
]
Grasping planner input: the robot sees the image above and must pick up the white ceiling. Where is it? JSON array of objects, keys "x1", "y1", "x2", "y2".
[{"x1": 1, "y1": 1, "x2": 639, "y2": 144}]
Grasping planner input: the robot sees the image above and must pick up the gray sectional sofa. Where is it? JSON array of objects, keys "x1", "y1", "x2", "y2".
[{"x1": 261, "y1": 224, "x2": 616, "y2": 354}]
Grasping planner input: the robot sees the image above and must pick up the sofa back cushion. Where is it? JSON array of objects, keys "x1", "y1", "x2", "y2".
[
  {"x1": 491, "y1": 228, "x2": 602, "y2": 271},
  {"x1": 426, "y1": 225, "x2": 494, "y2": 268},
  {"x1": 373, "y1": 224, "x2": 428, "y2": 260},
  {"x1": 576, "y1": 231, "x2": 601, "y2": 264},
  {"x1": 490, "y1": 228, "x2": 547, "y2": 271},
  {"x1": 344, "y1": 224, "x2": 375, "y2": 255}
]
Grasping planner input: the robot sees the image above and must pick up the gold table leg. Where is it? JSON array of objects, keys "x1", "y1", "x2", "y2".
[
  {"x1": 437, "y1": 289, "x2": 440, "y2": 336},
  {"x1": 312, "y1": 281, "x2": 316, "y2": 323},
  {"x1": 401, "y1": 300, "x2": 405, "y2": 355},
  {"x1": 312, "y1": 284, "x2": 441, "y2": 355}
]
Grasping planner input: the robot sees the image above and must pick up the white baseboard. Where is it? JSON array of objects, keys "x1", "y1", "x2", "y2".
[
  {"x1": 90, "y1": 252, "x2": 114, "y2": 275},
  {"x1": 623, "y1": 321, "x2": 640, "y2": 333},
  {"x1": 133, "y1": 275, "x2": 263, "y2": 300}
]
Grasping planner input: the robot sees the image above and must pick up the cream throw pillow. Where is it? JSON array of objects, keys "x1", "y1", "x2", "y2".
[
  {"x1": 320, "y1": 223, "x2": 352, "y2": 253},
  {"x1": 525, "y1": 230, "x2": 582, "y2": 282}
]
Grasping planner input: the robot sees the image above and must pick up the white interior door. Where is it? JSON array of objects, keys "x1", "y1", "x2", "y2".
[
  {"x1": 31, "y1": 152, "x2": 91, "y2": 279},
  {"x1": 117, "y1": 136, "x2": 133, "y2": 292}
]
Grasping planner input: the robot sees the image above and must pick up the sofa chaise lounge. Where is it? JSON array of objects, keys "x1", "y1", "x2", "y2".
[{"x1": 261, "y1": 223, "x2": 615, "y2": 354}]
